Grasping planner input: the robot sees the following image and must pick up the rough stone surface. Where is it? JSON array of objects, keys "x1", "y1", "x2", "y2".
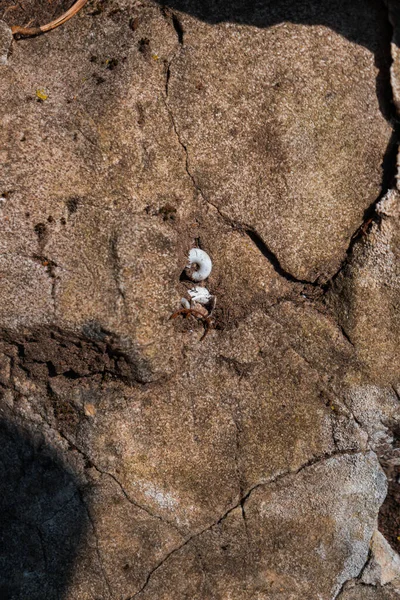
[
  {"x1": 327, "y1": 190, "x2": 400, "y2": 386},
  {"x1": 362, "y1": 530, "x2": 400, "y2": 588},
  {"x1": 0, "y1": 0, "x2": 399, "y2": 599},
  {"x1": 164, "y1": 0, "x2": 392, "y2": 282},
  {"x1": 389, "y1": 0, "x2": 400, "y2": 116},
  {"x1": 0, "y1": 19, "x2": 12, "y2": 64},
  {"x1": 339, "y1": 583, "x2": 400, "y2": 600}
]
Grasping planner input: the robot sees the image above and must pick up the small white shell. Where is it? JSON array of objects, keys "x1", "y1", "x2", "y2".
[
  {"x1": 181, "y1": 297, "x2": 190, "y2": 309},
  {"x1": 186, "y1": 248, "x2": 212, "y2": 282},
  {"x1": 188, "y1": 286, "x2": 212, "y2": 305}
]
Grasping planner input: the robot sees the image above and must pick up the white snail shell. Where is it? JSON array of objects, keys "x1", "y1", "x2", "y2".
[
  {"x1": 186, "y1": 248, "x2": 212, "y2": 282},
  {"x1": 188, "y1": 286, "x2": 212, "y2": 305}
]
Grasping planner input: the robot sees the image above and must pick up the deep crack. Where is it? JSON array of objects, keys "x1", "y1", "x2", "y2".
[{"x1": 128, "y1": 449, "x2": 367, "y2": 598}]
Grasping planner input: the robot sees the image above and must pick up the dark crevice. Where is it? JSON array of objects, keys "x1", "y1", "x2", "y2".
[
  {"x1": 338, "y1": 324, "x2": 355, "y2": 348},
  {"x1": 162, "y1": 5, "x2": 184, "y2": 45},
  {"x1": 244, "y1": 228, "x2": 320, "y2": 287},
  {"x1": 46, "y1": 361, "x2": 57, "y2": 377},
  {"x1": 324, "y1": 5, "x2": 400, "y2": 294},
  {"x1": 374, "y1": 5, "x2": 397, "y2": 124},
  {"x1": 171, "y1": 12, "x2": 184, "y2": 44},
  {"x1": 322, "y1": 126, "x2": 399, "y2": 294},
  {"x1": 165, "y1": 61, "x2": 171, "y2": 96}
]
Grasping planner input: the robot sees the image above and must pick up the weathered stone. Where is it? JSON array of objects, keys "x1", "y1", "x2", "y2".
[
  {"x1": 165, "y1": 0, "x2": 392, "y2": 282},
  {"x1": 0, "y1": 20, "x2": 12, "y2": 65},
  {"x1": 362, "y1": 530, "x2": 400, "y2": 588},
  {"x1": 327, "y1": 190, "x2": 400, "y2": 387},
  {"x1": 339, "y1": 583, "x2": 400, "y2": 600},
  {"x1": 130, "y1": 453, "x2": 386, "y2": 599},
  {"x1": 0, "y1": 0, "x2": 398, "y2": 598},
  {"x1": 388, "y1": 0, "x2": 400, "y2": 115}
]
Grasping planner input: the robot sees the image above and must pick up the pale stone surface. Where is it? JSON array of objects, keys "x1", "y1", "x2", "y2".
[
  {"x1": 129, "y1": 453, "x2": 386, "y2": 599},
  {"x1": 0, "y1": 19, "x2": 12, "y2": 65},
  {"x1": 389, "y1": 0, "x2": 400, "y2": 116},
  {"x1": 362, "y1": 530, "x2": 400, "y2": 587},
  {"x1": 339, "y1": 584, "x2": 400, "y2": 600}
]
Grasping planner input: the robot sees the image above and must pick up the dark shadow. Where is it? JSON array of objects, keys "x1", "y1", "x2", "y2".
[
  {"x1": 157, "y1": 0, "x2": 390, "y2": 50},
  {"x1": 0, "y1": 415, "x2": 87, "y2": 600},
  {"x1": 158, "y1": 0, "x2": 397, "y2": 119}
]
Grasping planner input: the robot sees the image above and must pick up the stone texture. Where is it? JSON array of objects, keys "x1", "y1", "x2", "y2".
[
  {"x1": 327, "y1": 190, "x2": 400, "y2": 387},
  {"x1": 130, "y1": 453, "x2": 386, "y2": 599},
  {"x1": 0, "y1": 0, "x2": 398, "y2": 599},
  {"x1": 0, "y1": 19, "x2": 12, "y2": 64},
  {"x1": 165, "y1": 0, "x2": 392, "y2": 282},
  {"x1": 339, "y1": 583, "x2": 400, "y2": 600},
  {"x1": 389, "y1": 0, "x2": 400, "y2": 116},
  {"x1": 362, "y1": 530, "x2": 400, "y2": 588}
]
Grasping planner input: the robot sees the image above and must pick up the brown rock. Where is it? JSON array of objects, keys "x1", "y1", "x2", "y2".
[
  {"x1": 166, "y1": 1, "x2": 392, "y2": 281},
  {"x1": 0, "y1": 0, "x2": 398, "y2": 598}
]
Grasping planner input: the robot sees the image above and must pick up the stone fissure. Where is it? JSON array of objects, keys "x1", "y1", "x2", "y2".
[
  {"x1": 40, "y1": 492, "x2": 79, "y2": 525},
  {"x1": 79, "y1": 491, "x2": 114, "y2": 599},
  {"x1": 53, "y1": 425, "x2": 185, "y2": 537},
  {"x1": 165, "y1": 85, "x2": 324, "y2": 289},
  {"x1": 109, "y1": 231, "x2": 127, "y2": 317},
  {"x1": 163, "y1": 8, "x2": 399, "y2": 296},
  {"x1": 128, "y1": 449, "x2": 368, "y2": 598}
]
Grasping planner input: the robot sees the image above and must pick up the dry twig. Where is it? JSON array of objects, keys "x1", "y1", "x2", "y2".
[{"x1": 11, "y1": 0, "x2": 87, "y2": 36}]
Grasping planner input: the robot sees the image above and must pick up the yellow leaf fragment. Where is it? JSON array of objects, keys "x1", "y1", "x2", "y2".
[{"x1": 36, "y1": 88, "x2": 48, "y2": 101}]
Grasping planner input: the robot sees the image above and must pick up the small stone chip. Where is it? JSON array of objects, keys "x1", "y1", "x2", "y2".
[{"x1": 84, "y1": 403, "x2": 96, "y2": 417}]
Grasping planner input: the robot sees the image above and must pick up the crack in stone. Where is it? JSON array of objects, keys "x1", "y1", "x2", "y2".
[
  {"x1": 163, "y1": 21, "x2": 399, "y2": 295},
  {"x1": 53, "y1": 427, "x2": 184, "y2": 537},
  {"x1": 161, "y1": 6, "x2": 184, "y2": 47},
  {"x1": 128, "y1": 449, "x2": 368, "y2": 598},
  {"x1": 164, "y1": 75, "x2": 323, "y2": 289},
  {"x1": 340, "y1": 396, "x2": 371, "y2": 450},
  {"x1": 391, "y1": 385, "x2": 400, "y2": 403},
  {"x1": 77, "y1": 489, "x2": 114, "y2": 599},
  {"x1": 36, "y1": 524, "x2": 48, "y2": 574},
  {"x1": 40, "y1": 492, "x2": 78, "y2": 526}
]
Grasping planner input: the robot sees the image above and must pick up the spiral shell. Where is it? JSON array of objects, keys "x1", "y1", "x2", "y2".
[{"x1": 186, "y1": 248, "x2": 212, "y2": 282}]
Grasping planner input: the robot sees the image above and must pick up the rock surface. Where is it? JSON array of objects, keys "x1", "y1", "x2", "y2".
[
  {"x1": 0, "y1": 0, "x2": 399, "y2": 598},
  {"x1": 361, "y1": 530, "x2": 400, "y2": 588}
]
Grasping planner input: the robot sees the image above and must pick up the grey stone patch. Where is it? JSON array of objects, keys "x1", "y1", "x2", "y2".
[
  {"x1": 327, "y1": 189, "x2": 400, "y2": 386},
  {"x1": 242, "y1": 452, "x2": 387, "y2": 599},
  {"x1": 345, "y1": 385, "x2": 400, "y2": 451},
  {"x1": 0, "y1": 20, "x2": 12, "y2": 66}
]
